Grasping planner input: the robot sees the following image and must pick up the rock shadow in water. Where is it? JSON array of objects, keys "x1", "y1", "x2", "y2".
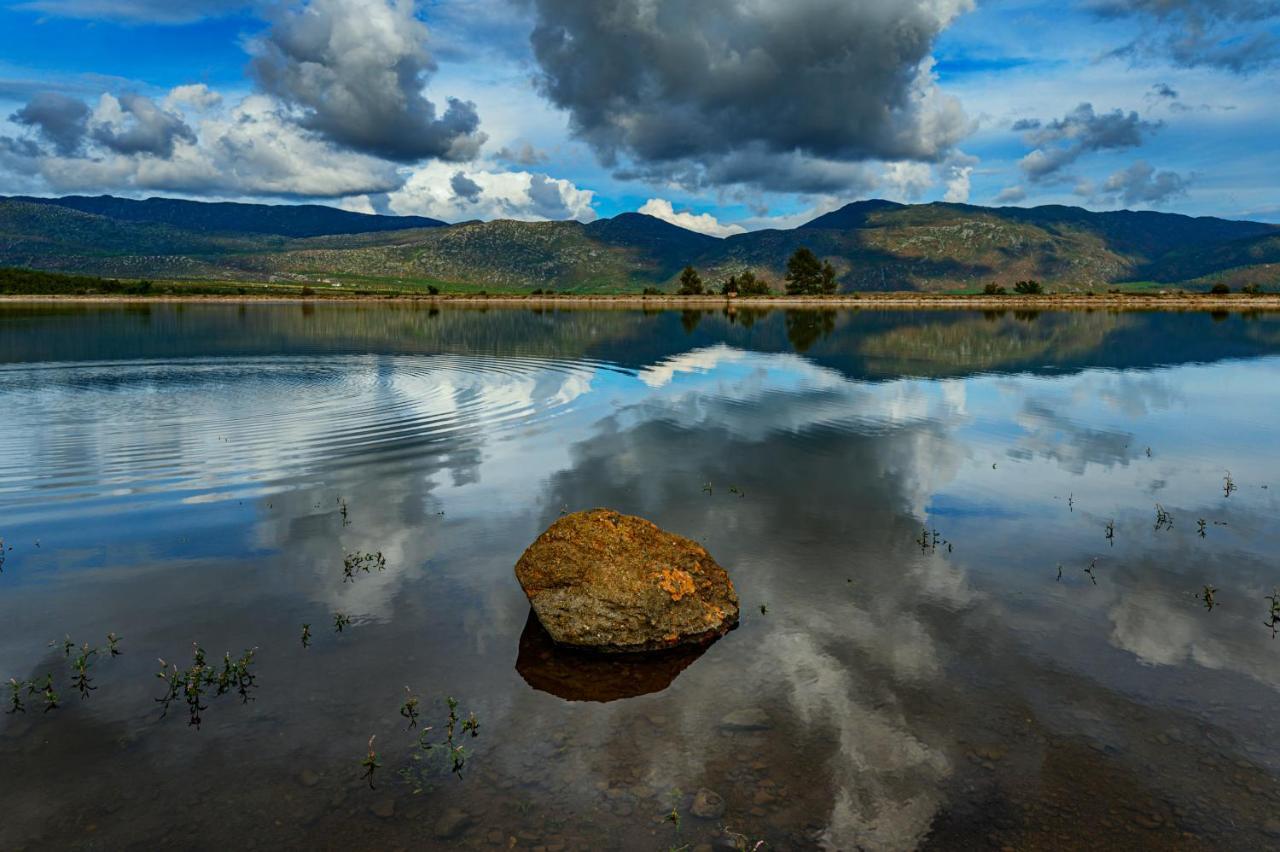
[{"x1": 515, "y1": 610, "x2": 711, "y2": 702}]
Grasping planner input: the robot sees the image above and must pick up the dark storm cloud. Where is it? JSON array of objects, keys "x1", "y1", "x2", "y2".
[
  {"x1": 10, "y1": 92, "x2": 90, "y2": 156},
  {"x1": 1018, "y1": 102, "x2": 1161, "y2": 182},
  {"x1": 89, "y1": 93, "x2": 196, "y2": 157},
  {"x1": 521, "y1": 0, "x2": 971, "y2": 193},
  {"x1": 450, "y1": 170, "x2": 483, "y2": 201},
  {"x1": 249, "y1": 0, "x2": 486, "y2": 163},
  {"x1": 1099, "y1": 160, "x2": 1191, "y2": 205},
  {"x1": 1085, "y1": 0, "x2": 1280, "y2": 72}
]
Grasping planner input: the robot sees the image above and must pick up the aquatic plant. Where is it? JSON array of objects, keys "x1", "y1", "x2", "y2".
[
  {"x1": 1265, "y1": 590, "x2": 1280, "y2": 638},
  {"x1": 333, "y1": 612, "x2": 352, "y2": 632},
  {"x1": 154, "y1": 643, "x2": 259, "y2": 728},
  {"x1": 1083, "y1": 557, "x2": 1099, "y2": 586},
  {"x1": 6, "y1": 677, "x2": 25, "y2": 713},
  {"x1": 70, "y1": 642, "x2": 98, "y2": 698},
  {"x1": 400, "y1": 696, "x2": 482, "y2": 793},
  {"x1": 360, "y1": 735, "x2": 382, "y2": 789},
  {"x1": 1068, "y1": 494, "x2": 1074, "y2": 512},
  {"x1": 400, "y1": 686, "x2": 420, "y2": 730},
  {"x1": 1056, "y1": 563, "x2": 1063, "y2": 582},
  {"x1": 1105, "y1": 520, "x2": 1115, "y2": 545},
  {"x1": 1198, "y1": 585, "x2": 1218, "y2": 611},
  {"x1": 1224, "y1": 470, "x2": 1237, "y2": 498},
  {"x1": 0, "y1": 537, "x2": 5, "y2": 572},
  {"x1": 729, "y1": 485, "x2": 745, "y2": 498},
  {"x1": 702, "y1": 481, "x2": 714, "y2": 495},
  {"x1": 301, "y1": 623, "x2": 311, "y2": 648},
  {"x1": 342, "y1": 551, "x2": 386, "y2": 582},
  {"x1": 1197, "y1": 519, "x2": 1207, "y2": 538},
  {"x1": 339, "y1": 498, "x2": 349, "y2": 526},
  {"x1": 1154, "y1": 504, "x2": 1173, "y2": 531},
  {"x1": 759, "y1": 603, "x2": 768, "y2": 615}
]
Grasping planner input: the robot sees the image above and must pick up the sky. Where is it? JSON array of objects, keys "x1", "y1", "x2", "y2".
[{"x1": 0, "y1": 0, "x2": 1276, "y2": 233}]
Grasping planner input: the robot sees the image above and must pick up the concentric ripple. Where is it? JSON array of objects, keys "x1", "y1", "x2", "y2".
[{"x1": 0, "y1": 354, "x2": 607, "y2": 522}]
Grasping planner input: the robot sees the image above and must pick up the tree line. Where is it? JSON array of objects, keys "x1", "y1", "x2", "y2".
[{"x1": 676, "y1": 247, "x2": 838, "y2": 297}]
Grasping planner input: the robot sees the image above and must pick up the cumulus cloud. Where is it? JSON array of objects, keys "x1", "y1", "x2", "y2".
[
  {"x1": 1097, "y1": 160, "x2": 1191, "y2": 205},
  {"x1": 450, "y1": 170, "x2": 483, "y2": 202},
  {"x1": 495, "y1": 142, "x2": 549, "y2": 166},
  {"x1": 164, "y1": 83, "x2": 224, "y2": 113},
  {"x1": 994, "y1": 185, "x2": 1027, "y2": 204},
  {"x1": 1085, "y1": 0, "x2": 1280, "y2": 73},
  {"x1": 942, "y1": 152, "x2": 979, "y2": 203},
  {"x1": 24, "y1": 92, "x2": 402, "y2": 198},
  {"x1": 636, "y1": 198, "x2": 745, "y2": 237},
  {"x1": 88, "y1": 93, "x2": 197, "y2": 158},
  {"x1": 9, "y1": 91, "x2": 90, "y2": 156},
  {"x1": 1017, "y1": 102, "x2": 1161, "y2": 182},
  {"x1": 523, "y1": 0, "x2": 974, "y2": 193},
  {"x1": 249, "y1": 0, "x2": 486, "y2": 162},
  {"x1": 383, "y1": 162, "x2": 596, "y2": 222}
]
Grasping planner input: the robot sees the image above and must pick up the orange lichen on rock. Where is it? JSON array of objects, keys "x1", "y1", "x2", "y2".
[{"x1": 653, "y1": 567, "x2": 697, "y2": 601}]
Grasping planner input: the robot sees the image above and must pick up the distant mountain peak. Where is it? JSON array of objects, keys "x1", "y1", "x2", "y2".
[{"x1": 799, "y1": 199, "x2": 906, "y2": 230}]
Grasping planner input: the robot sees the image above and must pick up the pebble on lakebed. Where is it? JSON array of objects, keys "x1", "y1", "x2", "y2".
[{"x1": 514, "y1": 508, "x2": 739, "y2": 653}]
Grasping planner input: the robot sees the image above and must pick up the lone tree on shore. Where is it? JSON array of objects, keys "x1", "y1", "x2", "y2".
[
  {"x1": 785, "y1": 247, "x2": 838, "y2": 295},
  {"x1": 677, "y1": 265, "x2": 704, "y2": 295}
]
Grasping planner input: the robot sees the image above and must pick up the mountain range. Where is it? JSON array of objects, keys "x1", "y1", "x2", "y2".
[{"x1": 1, "y1": 194, "x2": 1276, "y2": 292}]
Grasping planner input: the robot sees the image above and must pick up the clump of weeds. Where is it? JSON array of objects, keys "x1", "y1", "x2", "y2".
[
  {"x1": 1198, "y1": 585, "x2": 1218, "y2": 611},
  {"x1": 399, "y1": 696, "x2": 482, "y2": 793},
  {"x1": 1154, "y1": 504, "x2": 1173, "y2": 531},
  {"x1": 333, "y1": 612, "x2": 353, "y2": 633},
  {"x1": 154, "y1": 642, "x2": 259, "y2": 729},
  {"x1": 342, "y1": 551, "x2": 385, "y2": 582}
]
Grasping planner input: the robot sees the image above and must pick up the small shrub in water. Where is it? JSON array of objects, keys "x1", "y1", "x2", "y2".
[
  {"x1": 400, "y1": 686, "x2": 421, "y2": 730},
  {"x1": 342, "y1": 551, "x2": 386, "y2": 582},
  {"x1": 154, "y1": 642, "x2": 259, "y2": 728},
  {"x1": 360, "y1": 735, "x2": 382, "y2": 789}
]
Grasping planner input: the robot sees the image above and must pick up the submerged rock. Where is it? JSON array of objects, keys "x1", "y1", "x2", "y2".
[{"x1": 514, "y1": 508, "x2": 739, "y2": 653}]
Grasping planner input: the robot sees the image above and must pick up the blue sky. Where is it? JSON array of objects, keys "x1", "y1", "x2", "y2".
[{"x1": 0, "y1": 0, "x2": 1276, "y2": 232}]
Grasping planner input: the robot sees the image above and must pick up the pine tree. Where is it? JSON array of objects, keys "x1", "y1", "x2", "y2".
[
  {"x1": 677, "y1": 266, "x2": 704, "y2": 295},
  {"x1": 785, "y1": 247, "x2": 823, "y2": 295}
]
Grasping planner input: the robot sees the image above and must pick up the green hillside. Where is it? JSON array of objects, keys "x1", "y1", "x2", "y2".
[{"x1": 0, "y1": 195, "x2": 1276, "y2": 293}]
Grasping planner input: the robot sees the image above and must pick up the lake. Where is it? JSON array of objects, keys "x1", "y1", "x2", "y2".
[{"x1": 1, "y1": 302, "x2": 1279, "y2": 851}]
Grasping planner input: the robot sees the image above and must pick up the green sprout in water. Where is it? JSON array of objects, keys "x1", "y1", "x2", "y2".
[
  {"x1": 702, "y1": 481, "x2": 713, "y2": 495},
  {"x1": 342, "y1": 551, "x2": 386, "y2": 583},
  {"x1": 333, "y1": 612, "x2": 352, "y2": 633},
  {"x1": 1197, "y1": 519, "x2": 1207, "y2": 538},
  {"x1": 759, "y1": 603, "x2": 767, "y2": 615},
  {"x1": 6, "y1": 677, "x2": 24, "y2": 714},
  {"x1": 70, "y1": 642, "x2": 98, "y2": 698},
  {"x1": 1224, "y1": 470, "x2": 1237, "y2": 498},
  {"x1": 360, "y1": 734, "x2": 382, "y2": 789},
  {"x1": 32, "y1": 674, "x2": 59, "y2": 712},
  {"x1": 301, "y1": 623, "x2": 311, "y2": 648},
  {"x1": 1198, "y1": 585, "x2": 1218, "y2": 611},
  {"x1": 400, "y1": 686, "x2": 421, "y2": 730},
  {"x1": 1083, "y1": 557, "x2": 1099, "y2": 586},
  {"x1": 1265, "y1": 590, "x2": 1280, "y2": 638},
  {"x1": 1105, "y1": 520, "x2": 1115, "y2": 545},
  {"x1": 1154, "y1": 504, "x2": 1173, "y2": 531}
]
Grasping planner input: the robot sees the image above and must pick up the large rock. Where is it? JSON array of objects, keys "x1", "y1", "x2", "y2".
[{"x1": 514, "y1": 509, "x2": 739, "y2": 653}]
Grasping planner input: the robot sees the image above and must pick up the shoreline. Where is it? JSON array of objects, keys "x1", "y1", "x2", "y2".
[{"x1": 3, "y1": 292, "x2": 1280, "y2": 310}]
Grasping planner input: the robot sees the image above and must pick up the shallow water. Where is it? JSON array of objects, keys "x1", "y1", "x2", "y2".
[{"x1": 1, "y1": 303, "x2": 1279, "y2": 851}]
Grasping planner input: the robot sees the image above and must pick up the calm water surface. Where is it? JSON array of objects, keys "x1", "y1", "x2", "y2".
[{"x1": 1, "y1": 303, "x2": 1279, "y2": 851}]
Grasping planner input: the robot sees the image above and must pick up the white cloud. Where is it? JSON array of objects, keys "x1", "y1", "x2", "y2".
[
  {"x1": 383, "y1": 161, "x2": 597, "y2": 222},
  {"x1": 637, "y1": 198, "x2": 745, "y2": 237}
]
